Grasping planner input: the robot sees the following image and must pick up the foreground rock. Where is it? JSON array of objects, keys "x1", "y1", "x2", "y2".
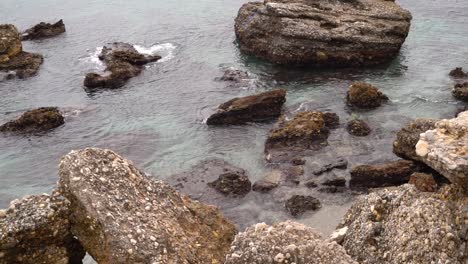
[
  {"x1": 84, "y1": 42, "x2": 161, "y2": 89},
  {"x1": 350, "y1": 160, "x2": 419, "y2": 188},
  {"x1": 346, "y1": 82, "x2": 388, "y2": 109},
  {"x1": 21, "y1": 20, "x2": 66, "y2": 41},
  {"x1": 285, "y1": 195, "x2": 321, "y2": 217},
  {"x1": 208, "y1": 171, "x2": 251, "y2": 197},
  {"x1": 347, "y1": 119, "x2": 371, "y2": 136},
  {"x1": 206, "y1": 89, "x2": 286, "y2": 125},
  {"x1": 0, "y1": 24, "x2": 43, "y2": 80},
  {"x1": 338, "y1": 184, "x2": 466, "y2": 263},
  {"x1": 0, "y1": 194, "x2": 85, "y2": 264},
  {"x1": 225, "y1": 221, "x2": 358, "y2": 264},
  {"x1": 58, "y1": 148, "x2": 236, "y2": 264},
  {"x1": 234, "y1": 0, "x2": 411, "y2": 66},
  {"x1": 452, "y1": 82, "x2": 468, "y2": 101},
  {"x1": 416, "y1": 111, "x2": 468, "y2": 188},
  {"x1": 393, "y1": 118, "x2": 437, "y2": 161},
  {"x1": 0, "y1": 107, "x2": 64, "y2": 133}
]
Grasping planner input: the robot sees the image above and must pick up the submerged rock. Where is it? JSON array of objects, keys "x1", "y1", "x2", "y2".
[
  {"x1": 234, "y1": 0, "x2": 411, "y2": 66},
  {"x1": 208, "y1": 171, "x2": 252, "y2": 197},
  {"x1": 346, "y1": 82, "x2": 389, "y2": 109},
  {"x1": 452, "y1": 82, "x2": 468, "y2": 101},
  {"x1": 225, "y1": 221, "x2": 358, "y2": 264},
  {"x1": 0, "y1": 107, "x2": 64, "y2": 133},
  {"x1": 0, "y1": 193, "x2": 85, "y2": 264},
  {"x1": 21, "y1": 20, "x2": 66, "y2": 41},
  {"x1": 416, "y1": 111, "x2": 468, "y2": 188},
  {"x1": 338, "y1": 184, "x2": 466, "y2": 264},
  {"x1": 58, "y1": 148, "x2": 236, "y2": 264},
  {"x1": 393, "y1": 118, "x2": 437, "y2": 161},
  {"x1": 408, "y1": 172, "x2": 437, "y2": 192},
  {"x1": 219, "y1": 68, "x2": 249, "y2": 82},
  {"x1": 350, "y1": 160, "x2": 419, "y2": 188},
  {"x1": 312, "y1": 157, "x2": 348, "y2": 176},
  {"x1": 206, "y1": 89, "x2": 286, "y2": 125},
  {"x1": 449, "y1": 67, "x2": 467, "y2": 78},
  {"x1": 346, "y1": 119, "x2": 371, "y2": 136},
  {"x1": 252, "y1": 170, "x2": 281, "y2": 193},
  {"x1": 285, "y1": 195, "x2": 321, "y2": 217},
  {"x1": 84, "y1": 42, "x2": 161, "y2": 89}
]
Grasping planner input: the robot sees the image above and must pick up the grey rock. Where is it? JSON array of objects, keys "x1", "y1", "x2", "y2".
[{"x1": 393, "y1": 118, "x2": 437, "y2": 161}]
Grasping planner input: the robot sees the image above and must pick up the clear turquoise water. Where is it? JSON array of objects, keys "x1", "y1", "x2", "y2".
[{"x1": 1, "y1": 0, "x2": 467, "y2": 237}]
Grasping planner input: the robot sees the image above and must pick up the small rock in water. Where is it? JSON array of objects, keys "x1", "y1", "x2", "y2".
[
  {"x1": 346, "y1": 82, "x2": 389, "y2": 109},
  {"x1": 322, "y1": 176, "x2": 346, "y2": 187},
  {"x1": 452, "y1": 82, "x2": 468, "y2": 101},
  {"x1": 21, "y1": 19, "x2": 66, "y2": 41},
  {"x1": 208, "y1": 171, "x2": 252, "y2": 197},
  {"x1": 252, "y1": 170, "x2": 281, "y2": 193},
  {"x1": 408, "y1": 172, "x2": 437, "y2": 192},
  {"x1": 285, "y1": 195, "x2": 321, "y2": 217},
  {"x1": 0, "y1": 107, "x2": 64, "y2": 133},
  {"x1": 393, "y1": 118, "x2": 437, "y2": 161},
  {"x1": 219, "y1": 68, "x2": 249, "y2": 82},
  {"x1": 449, "y1": 67, "x2": 467, "y2": 78},
  {"x1": 347, "y1": 119, "x2": 371, "y2": 136},
  {"x1": 312, "y1": 157, "x2": 348, "y2": 176},
  {"x1": 350, "y1": 160, "x2": 419, "y2": 188}
]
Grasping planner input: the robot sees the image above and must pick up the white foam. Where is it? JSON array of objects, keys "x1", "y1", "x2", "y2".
[
  {"x1": 134, "y1": 43, "x2": 177, "y2": 63},
  {"x1": 80, "y1": 47, "x2": 105, "y2": 71}
]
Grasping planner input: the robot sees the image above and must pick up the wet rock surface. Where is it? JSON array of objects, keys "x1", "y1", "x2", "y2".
[
  {"x1": 206, "y1": 89, "x2": 286, "y2": 125},
  {"x1": 350, "y1": 160, "x2": 419, "y2": 188},
  {"x1": 449, "y1": 67, "x2": 467, "y2": 78},
  {"x1": 21, "y1": 20, "x2": 66, "y2": 41},
  {"x1": 452, "y1": 82, "x2": 468, "y2": 101},
  {"x1": 219, "y1": 68, "x2": 249, "y2": 82},
  {"x1": 347, "y1": 119, "x2": 371, "y2": 136},
  {"x1": 225, "y1": 221, "x2": 358, "y2": 264},
  {"x1": 285, "y1": 195, "x2": 321, "y2": 217},
  {"x1": 393, "y1": 118, "x2": 437, "y2": 161},
  {"x1": 208, "y1": 171, "x2": 252, "y2": 197},
  {"x1": 312, "y1": 157, "x2": 348, "y2": 176},
  {"x1": 84, "y1": 42, "x2": 161, "y2": 89},
  {"x1": 346, "y1": 82, "x2": 389, "y2": 109},
  {"x1": 416, "y1": 111, "x2": 468, "y2": 188},
  {"x1": 0, "y1": 194, "x2": 85, "y2": 264},
  {"x1": 0, "y1": 107, "x2": 64, "y2": 133},
  {"x1": 234, "y1": 0, "x2": 411, "y2": 66},
  {"x1": 252, "y1": 170, "x2": 281, "y2": 193},
  {"x1": 58, "y1": 148, "x2": 236, "y2": 264},
  {"x1": 0, "y1": 24, "x2": 22, "y2": 63},
  {"x1": 338, "y1": 184, "x2": 467, "y2": 264},
  {"x1": 408, "y1": 172, "x2": 437, "y2": 192}
]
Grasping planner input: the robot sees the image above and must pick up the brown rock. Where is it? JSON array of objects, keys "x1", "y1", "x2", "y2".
[
  {"x1": 449, "y1": 67, "x2": 467, "y2": 78},
  {"x1": 21, "y1": 20, "x2": 66, "y2": 41},
  {"x1": 285, "y1": 195, "x2": 321, "y2": 217},
  {"x1": 207, "y1": 89, "x2": 286, "y2": 125},
  {"x1": 208, "y1": 171, "x2": 252, "y2": 197},
  {"x1": 0, "y1": 107, "x2": 64, "y2": 133},
  {"x1": 393, "y1": 118, "x2": 437, "y2": 161},
  {"x1": 408, "y1": 172, "x2": 437, "y2": 192},
  {"x1": 346, "y1": 119, "x2": 371, "y2": 136},
  {"x1": 452, "y1": 82, "x2": 468, "y2": 102},
  {"x1": 350, "y1": 160, "x2": 419, "y2": 188},
  {"x1": 0, "y1": 24, "x2": 22, "y2": 63},
  {"x1": 346, "y1": 82, "x2": 389, "y2": 109}
]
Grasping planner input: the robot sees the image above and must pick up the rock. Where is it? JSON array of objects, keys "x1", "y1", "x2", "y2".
[
  {"x1": 347, "y1": 119, "x2": 371, "y2": 136},
  {"x1": 322, "y1": 176, "x2": 346, "y2": 187},
  {"x1": 208, "y1": 171, "x2": 252, "y2": 197},
  {"x1": 234, "y1": 0, "x2": 411, "y2": 66},
  {"x1": 449, "y1": 67, "x2": 467, "y2": 78},
  {"x1": 58, "y1": 148, "x2": 236, "y2": 264},
  {"x1": 0, "y1": 107, "x2": 64, "y2": 133},
  {"x1": 312, "y1": 157, "x2": 348, "y2": 175},
  {"x1": 304, "y1": 180, "x2": 318, "y2": 188},
  {"x1": 206, "y1": 89, "x2": 286, "y2": 125},
  {"x1": 225, "y1": 221, "x2": 358, "y2": 264},
  {"x1": 350, "y1": 160, "x2": 419, "y2": 188},
  {"x1": 408, "y1": 172, "x2": 437, "y2": 192},
  {"x1": 346, "y1": 82, "x2": 389, "y2": 109},
  {"x1": 0, "y1": 193, "x2": 85, "y2": 264},
  {"x1": 416, "y1": 111, "x2": 468, "y2": 188},
  {"x1": 452, "y1": 82, "x2": 468, "y2": 101},
  {"x1": 0, "y1": 24, "x2": 22, "y2": 63},
  {"x1": 285, "y1": 195, "x2": 321, "y2": 217},
  {"x1": 329, "y1": 226, "x2": 348, "y2": 244},
  {"x1": 323, "y1": 112, "x2": 340, "y2": 129},
  {"x1": 84, "y1": 42, "x2": 161, "y2": 89},
  {"x1": 393, "y1": 118, "x2": 437, "y2": 161},
  {"x1": 219, "y1": 68, "x2": 249, "y2": 82},
  {"x1": 21, "y1": 20, "x2": 66, "y2": 41},
  {"x1": 252, "y1": 170, "x2": 281, "y2": 193},
  {"x1": 338, "y1": 184, "x2": 466, "y2": 264},
  {"x1": 291, "y1": 157, "x2": 306, "y2": 165}
]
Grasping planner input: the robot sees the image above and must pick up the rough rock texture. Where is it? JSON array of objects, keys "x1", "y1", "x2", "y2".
[
  {"x1": 21, "y1": 20, "x2": 66, "y2": 41},
  {"x1": 219, "y1": 68, "x2": 249, "y2": 82},
  {"x1": 350, "y1": 160, "x2": 419, "y2": 188},
  {"x1": 285, "y1": 195, "x2": 321, "y2": 217},
  {"x1": 393, "y1": 118, "x2": 437, "y2": 161},
  {"x1": 234, "y1": 0, "x2": 411, "y2": 66},
  {"x1": 408, "y1": 172, "x2": 437, "y2": 192},
  {"x1": 84, "y1": 42, "x2": 161, "y2": 89},
  {"x1": 225, "y1": 221, "x2": 358, "y2": 264},
  {"x1": 208, "y1": 171, "x2": 252, "y2": 197},
  {"x1": 206, "y1": 89, "x2": 286, "y2": 125},
  {"x1": 0, "y1": 194, "x2": 85, "y2": 264},
  {"x1": 452, "y1": 82, "x2": 468, "y2": 102},
  {"x1": 346, "y1": 82, "x2": 389, "y2": 109},
  {"x1": 416, "y1": 111, "x2": 468, "y2": 188},
  {"x1": 0, "y1": 24, "x2": 43, "y2": 80},
  {"x1": 323, "y1": 112, "x2": 340, "y2": 129},
  {"x1": 338, "y1": 184, "x2": 467, "y2": 264},
  {"x1": 58, "y1": 148, "x2": 236, "y2": 264},
  {"x1": 347, "y1": 119, "x2": 371, "y2": 136},
  {"x1": 312, "y1": 157, "x2": 348, "y2": 175},
  {"x1": 449, "y1": 67, "x2": 467, "y2": 78},
  {"x1": 0, "y1": 107, "x2": 64, "y2": 133}
]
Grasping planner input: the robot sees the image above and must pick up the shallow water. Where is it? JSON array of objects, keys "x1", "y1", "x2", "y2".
[{"x1": 1, "y1": 0, "x2": 467, "y2": 241}]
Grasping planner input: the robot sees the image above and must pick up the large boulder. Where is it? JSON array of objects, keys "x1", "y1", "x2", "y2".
[
  {"x1": 234, "y1": 0, "x2": 411, "y2": 66},
  {"x1": 346, "y1": 82, "x2": 389, "y2": 109},
  {"x1": 452, "y1": 82, "x2": 468, "y2": 102},
  {"x1": 0, "y1": 193, "x2": 85, "y2": 264},
  {"x1": 0, "y1": 107, "x2": 64, "y2": 133},
  {"x1": 416, "y1": 111, "x2": 468, "y2": 188},
  {"x1": 338, "y1": 184, "x2": 466, "y2": 263},
  {"x1": 225, "y1": 221, "x2": 358, "y2": 264},
  {"x1": 393, "y1": 118, "x2": 437, "y2": 161},
  {"x1": 21, "y1": 20, "x2": 66, "y2": 41},
  {"x1": 84, "y1": 42, "x2": 161, "y2": 89},
  {"x1": 58, "y1": 148, "x2": 236, "y2": 264},
  {"x1": 0, "y1": 24, "x2": 22, "y2": 63},
  {"x1": 206, "y1": 89, "x2": 286, "y2": 125},
  {"x1": 349, "y1": 160, "x2": 419, "y2": 188}
]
